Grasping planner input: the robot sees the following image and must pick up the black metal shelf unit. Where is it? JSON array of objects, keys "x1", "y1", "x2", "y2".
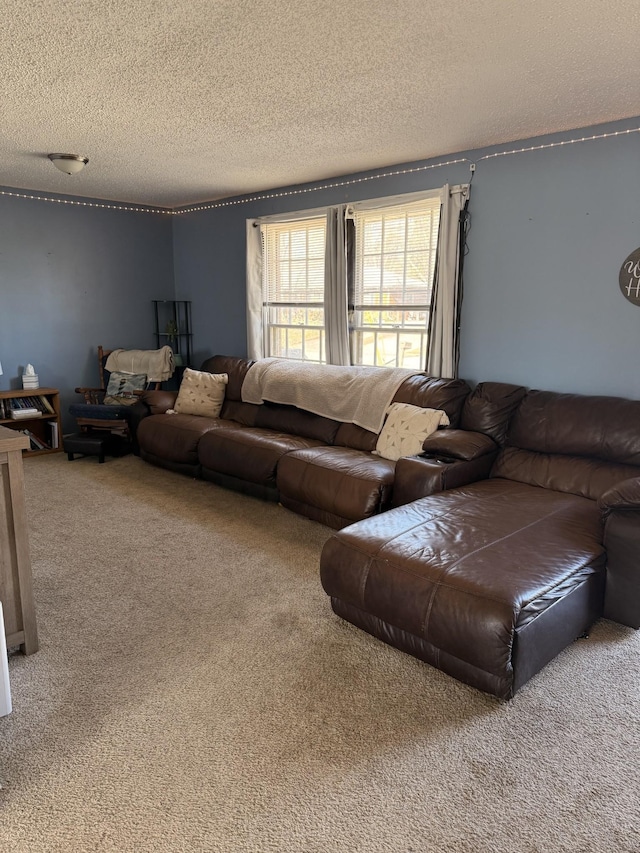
[{"x1": 153, "y1": 300, "x2": 193, "y2": 368}]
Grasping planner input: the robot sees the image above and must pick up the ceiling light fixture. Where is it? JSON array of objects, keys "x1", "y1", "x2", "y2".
[{"x1": 48, "y1": 153, "x2": 89, "y2": 175}]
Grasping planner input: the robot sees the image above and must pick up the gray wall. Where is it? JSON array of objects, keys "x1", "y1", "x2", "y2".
[
  {"x1": 174, "y1": 116, "x2": 640, "y2": 399},
  {"x1": 172, "y1": 205, "x2": 251, "y2": 368},
  {"x1": 0, "y1": 192, "x2": 174, "y2": 429},
  {"x1": 460, "y1": 125, "x2": 640, "y2": 397}
]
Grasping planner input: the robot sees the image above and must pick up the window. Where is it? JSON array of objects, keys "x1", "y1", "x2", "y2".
[
  {"x1": 351, "y1": 197, "x2": 440, "y2": 368},
  {"x1": 248, "y1": 186, "x2": 465, "y2": 372},
  {"x1": 262, "y1": 216, "x2": 326, "y2": 363}
]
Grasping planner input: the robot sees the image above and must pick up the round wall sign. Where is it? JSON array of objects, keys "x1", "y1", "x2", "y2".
[{"x1": 619, "y1": 247, "x2": 640, "y2": 306}]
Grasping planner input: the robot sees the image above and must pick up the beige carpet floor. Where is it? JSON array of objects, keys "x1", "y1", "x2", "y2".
[{"x1": 0, "y1": 453, "x2": 639, "y2": 852}]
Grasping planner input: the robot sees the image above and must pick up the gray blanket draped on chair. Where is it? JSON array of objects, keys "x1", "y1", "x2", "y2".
[{"x1": 105, "y1": 347, "x2": 175, "y2": 383}]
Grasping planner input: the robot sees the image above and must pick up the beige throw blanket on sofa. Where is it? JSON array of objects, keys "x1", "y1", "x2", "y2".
[
  {"x1": 241, "y1": 358, "x2": 420, "y2": 434},
  {"x1": 105, "y1": 347, "x2": 175, "y2": 383}
]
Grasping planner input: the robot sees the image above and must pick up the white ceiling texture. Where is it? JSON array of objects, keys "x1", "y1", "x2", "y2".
[{"x1": 2, "y1": 0, "x2": 639, "y2": 209}]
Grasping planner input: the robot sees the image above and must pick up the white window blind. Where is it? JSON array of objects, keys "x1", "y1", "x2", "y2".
[
  {"x1": 352, "y1": 196, "x2": 441, "y2": 368},
  {"x1": 262, "y1": 216, "x2": 326, "y2": 363}
]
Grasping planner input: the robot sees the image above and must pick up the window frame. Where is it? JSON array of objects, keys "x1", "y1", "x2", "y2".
[
  {"x1": 247, "y1": 187, "x2": 447, "y2": 368},
  {"x1": 348, "y1": 190, "x2": 441, "y2": 369},
  {"x1": 260, "y1": 212, "x2": 328, "y2": 364}
]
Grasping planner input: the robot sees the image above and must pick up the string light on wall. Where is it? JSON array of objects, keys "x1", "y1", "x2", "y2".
[
  {"x1": 0, "y1": 125, "x2": 638, "y2": 216},
  {"x1": 476, "y1": 126, "x2": 640, "y2": 162},
  {"x1": 175, "y1": 158, "x2": 471, "y2": 214},
  {"x1": 0, "y1": 188, "x2": 172, "y2": 215},
  {"x1": 176, "y1": 125, "x2": 640, "y2": 214}
]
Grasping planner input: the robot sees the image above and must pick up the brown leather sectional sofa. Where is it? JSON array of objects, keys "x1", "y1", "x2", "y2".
[
  {"x1": 134, "y1": 355, "x2": 640, "y2": 699},
  {"x1": 135, "y1": 354, "x2": 471, "y2": 527}
]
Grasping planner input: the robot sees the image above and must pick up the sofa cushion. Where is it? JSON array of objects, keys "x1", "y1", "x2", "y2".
[
  {"x1": 460, "y1": 381, "x2": 527, "y2": 444},
  {"x1": 198, "y1": 425, "x2": 324, "y2": 488},
  {"x1": 219, "y1": 399, "x2": 261, "y2": 426},
  {"x1": 493, "y1": 389, "x2": 640, "y2": 500},
  {"x1": 255, "y1": 402, "x2": 341, "y2": 444},
  {"x1": 199, "y1": 355, "x2": 253, "y2": 402},
  {"x1": 277, "y1": 446, "x2": 396, "y2": 527},
  {"x1": 507, "y1": 390, "x2": 640, "y2": 464},
  {"x1": 333, "y1": 422, "x2": 378, "y2": 452},
  {"x1": 137, "y1": 412, "x2": 224, "y2": 465},
  {"x1": 491, "y1": 446, "x2": 640, "y2": 501},
  {"x1": 392, "y1": 374, "x2": 469, "y2": 427},
  {"x1": 374, "y1": 403, "x2": 449, "y2": 461},
  {"x1": 173, "y1": 369, "x2": 228, "y2": 418}
]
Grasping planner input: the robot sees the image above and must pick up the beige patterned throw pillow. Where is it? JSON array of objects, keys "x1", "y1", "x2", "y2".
[
  {"x1": 373, "y1": 403, "x2": 450, "y2": 461},
  {"x1": 173, "y1": 368, "x2": 228, "y2": 417}
]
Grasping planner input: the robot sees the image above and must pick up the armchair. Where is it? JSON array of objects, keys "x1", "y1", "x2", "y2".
[{"x1": 70, "y1": 345, "x2": 174, "y2": 442}]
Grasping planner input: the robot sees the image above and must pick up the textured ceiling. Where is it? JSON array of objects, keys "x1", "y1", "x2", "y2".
[{"x1": 2, "y1": 0, "x2": 639, "y2": 209}]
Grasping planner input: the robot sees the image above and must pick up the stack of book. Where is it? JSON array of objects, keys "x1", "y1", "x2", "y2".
[
  {"x1": 10, "y1": 407, "x2": 41, "y2": 420},
  {"x1": 21, "y1": 429, "x2": 50, "y2": 451},
  {"x1": 0, "y1": 395, "x2": 55, "y2": 419}
]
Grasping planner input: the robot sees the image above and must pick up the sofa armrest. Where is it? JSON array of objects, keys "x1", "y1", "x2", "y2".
[
  {"x1": 421, "y1": 429, "x2": 498, "y2": 461},
  {"x1": 598, "y1": 477, "x2": 640, "y2": 629},
  {"x1": 392, "y1": 451, "x2": 497, "y2": 508},
  {"x1": 598, "y1": 477, "x2": 640, "y2": 516},
  {"x1": 140, "y1": 389, "x2": 178, "y2": 415},
  {"x1": 127, "y1": 390, "x2": 178, "y2": 456}
]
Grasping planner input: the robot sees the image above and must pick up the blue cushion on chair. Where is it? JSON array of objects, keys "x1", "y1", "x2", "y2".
[{"x1": 69, "y1": 403, "x2": 132, "y2": 421}]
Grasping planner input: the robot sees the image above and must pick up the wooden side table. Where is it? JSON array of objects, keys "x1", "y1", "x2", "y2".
[{"x1": 0, "y1": 426, "x2": 38, "y2": 654}]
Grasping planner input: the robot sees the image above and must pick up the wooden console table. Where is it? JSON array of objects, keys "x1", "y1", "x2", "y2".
[{"x1": 0, "y1": 426, "x2": 38, "y2": 654}]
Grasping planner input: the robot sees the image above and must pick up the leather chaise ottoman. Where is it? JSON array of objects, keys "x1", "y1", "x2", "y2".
[{"x1": 320, "y1": 479, "x2": 606, "y2": 699}]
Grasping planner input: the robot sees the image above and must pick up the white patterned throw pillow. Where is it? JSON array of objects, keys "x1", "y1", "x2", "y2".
[
  {"x1": 103, "y1": 371, "x2": 148, "y2": 405},
  {"x1": 172, "y1": 368, "x2": 228, "y2": 417},
  {"x1": 373, "y1": 403, "x2": 450, "y2": 461}
]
